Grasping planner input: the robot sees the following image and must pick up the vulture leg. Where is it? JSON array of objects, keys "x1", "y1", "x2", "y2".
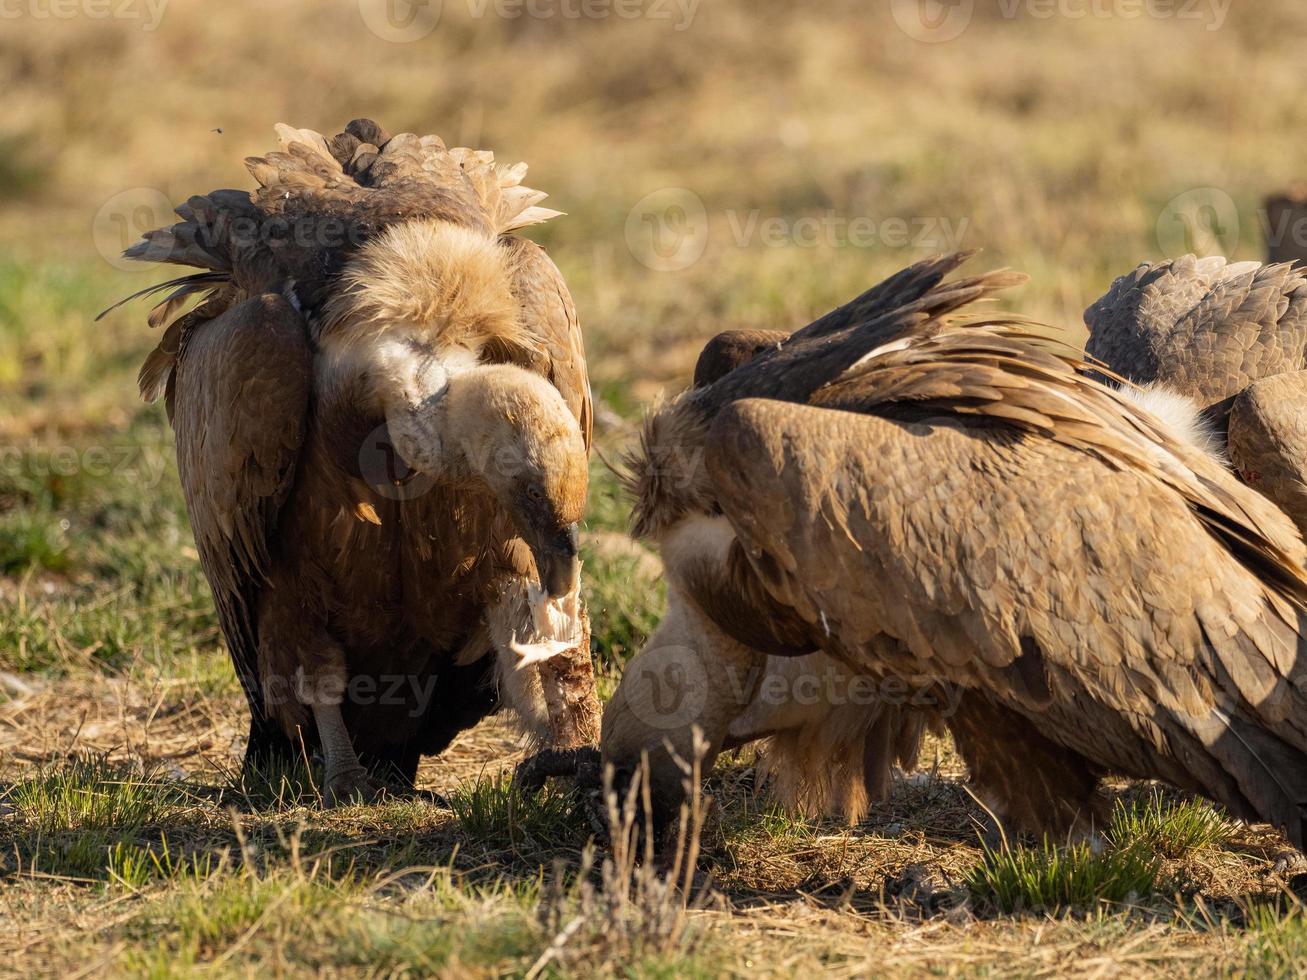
[
  {"x1": 258, "y1": 583, "x2": 384, "y2": 806},
  {"x1": 948, "y1": 695, "x2": 1107, "y2": 844},
  {"x1": 311, "y1": 699, "x2": 384, "y2": 806},
  {"x1": 537, "y1": 604, "x2": 601, "y2": 750},
  {"x1": 1228, "y1": 370, "x2": 1307, "y2": 537},
  {"x1": 242, "y1": 715, "x2": 303, "y2": 782}
]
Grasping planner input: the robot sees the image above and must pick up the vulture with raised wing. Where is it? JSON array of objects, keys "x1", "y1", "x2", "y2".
[
  {"x1": 602, "y1": 253, "x2": 1307, "y2": 849},
  {"x1": 1086, "y1": 255, "x2": 1307, "y2": 537},
  {"x1": 108, "y1": 120, "x2": 600, "y2": 803}
]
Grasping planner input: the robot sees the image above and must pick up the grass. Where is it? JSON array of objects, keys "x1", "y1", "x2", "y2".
[
  {"x1": 1244, "y1": 905, "x2": 1307, "y2": 978},
  {"x1": 449, "y1": 771, "x2": 587, "y2": 853},
  {"x1": 2, "y1": 754, "x2": 201, "y2": 881},
  {"x1": 1109, "y1": 789, "x2": 1234, "y2": 859},
  {"x1": 8, "y1": 754, "x2": 187, "y2": 835},
  {"x1": 966, "y1": 837, "x2": 1164, "y2": 915},
  {"x1": 3, "y1": 0, "x2": 1307, "y2": 973}
]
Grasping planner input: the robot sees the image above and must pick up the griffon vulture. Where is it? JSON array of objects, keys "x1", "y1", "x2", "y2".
[
  {"x1": 1086, "y1": 255, "x2": 1307, "y2": 537},
  {"x1": 601, "y1": 253, "x2": 1307, "y2": 850},
  {"x1": 107, "y1": 120, "x2": 600, "y2": 803}
]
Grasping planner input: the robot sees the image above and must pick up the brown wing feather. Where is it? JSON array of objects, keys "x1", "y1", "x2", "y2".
[
  {"x1": 109, "y1": 120, "x2": 562, "y2": 333},
  {"x1": 172, "y1": 293, "x2": 312, "y2": 724},
  {"x1": 502, "y1": 237, "x2": 592, "y2": 450},
  {"x1": 705, "y1": 366, "x2": 1307, "y2": 845}
]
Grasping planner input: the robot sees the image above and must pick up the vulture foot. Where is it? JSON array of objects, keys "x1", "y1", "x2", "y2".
[
  {"x1": 514, "y1": 746, "x2": 609, "y2": 840},
  {"x1": 513, "y1": 746, "x2": 602, "y2": 795},
  {"x1": 1273, "y1": 849, "x2": 1307, "y2": 875},
  {"x1": 322, "y1": 766, "x2": 388, "y2": 808}
]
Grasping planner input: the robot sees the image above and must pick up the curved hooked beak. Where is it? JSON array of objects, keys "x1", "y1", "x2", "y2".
[{"x1": 533, "y1": 523, "x2": 581, "y2": 599}]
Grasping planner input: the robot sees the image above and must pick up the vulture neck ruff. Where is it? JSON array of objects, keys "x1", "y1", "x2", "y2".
[{"x1": 320, "y1": 218, "x2": 527, "y2": 358}]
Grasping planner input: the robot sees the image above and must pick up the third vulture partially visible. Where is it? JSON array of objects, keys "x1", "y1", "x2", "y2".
[
  {"x1": 602, "y1": 253, "x2": 1307, "y2": 849},
  {"x1": 1086, "y1": 255, "x2": 1307, "y2": 537}
]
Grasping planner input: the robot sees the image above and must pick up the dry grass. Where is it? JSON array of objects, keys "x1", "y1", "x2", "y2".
[{"x1": 4, "y1": 0, "x2": 1307, "y2": 975}]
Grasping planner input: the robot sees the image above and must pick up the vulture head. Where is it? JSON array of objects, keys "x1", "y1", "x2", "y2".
[{"x1": 322, "y1": 219, "x2": 587, "y2": 598}]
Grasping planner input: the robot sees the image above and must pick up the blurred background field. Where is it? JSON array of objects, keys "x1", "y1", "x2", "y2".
[{"x1": 4, "y1": 1, "x2": 1307, "y2": 975}]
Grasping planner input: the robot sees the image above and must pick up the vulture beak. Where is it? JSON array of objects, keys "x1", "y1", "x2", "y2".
[{"x1": 533, "y1": 522, "x2": 581, "y2": 599}]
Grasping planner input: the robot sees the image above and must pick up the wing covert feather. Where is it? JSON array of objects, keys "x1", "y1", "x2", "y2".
[
  {"x1": 504, "y1": 238, "x2": 592, "y2": 449},
  {"x1": 705, "y1": 399, "x2": 1307, "y2": 742},
  {"x1": 173, "y1": 293, "x2": 311, "y2": 718}
]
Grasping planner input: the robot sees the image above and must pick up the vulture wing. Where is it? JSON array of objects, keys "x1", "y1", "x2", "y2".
[
  {"x1": 1085, "y1": 254, "x2": 1307, "y2": 417},
  {"x1": 503, "y1": 237, "x2": 592, "y2": 448},
  {"x1": 702, "y1": 322, "x2": 1307, "y2": 845},
  {"x1": 171, "y1": 294, "x2": 312, "y2": 736}
]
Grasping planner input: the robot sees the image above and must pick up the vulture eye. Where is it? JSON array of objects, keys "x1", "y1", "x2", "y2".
[{"x1": 525, "y1": 484, "x2": 545, "y2": 503}]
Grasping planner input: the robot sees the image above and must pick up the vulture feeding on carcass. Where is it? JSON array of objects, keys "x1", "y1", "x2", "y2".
[
  {"x1": 1086, "y1": 254, "x2": 1307, "y2": 538},
  {"x1": 105, "y1": 120, "x2": 600, "y2": 804},
  {"x1": 601, "y1": 252, "x2": 1307, "y2": 850}
]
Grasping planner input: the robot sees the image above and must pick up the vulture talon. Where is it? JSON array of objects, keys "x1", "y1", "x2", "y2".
[{"x1": 513, "y1": 746, "x2": 602, "y2": 795}]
